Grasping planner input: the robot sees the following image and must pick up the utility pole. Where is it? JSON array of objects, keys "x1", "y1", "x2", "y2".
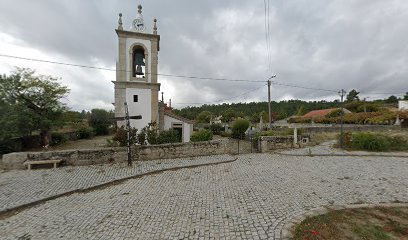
[
  {"x1": 267, "y1": 75, "x2": 276, "y2": 129},
  {"x1": 339, "y1": 89, "x2": 346, "y2": 149}
]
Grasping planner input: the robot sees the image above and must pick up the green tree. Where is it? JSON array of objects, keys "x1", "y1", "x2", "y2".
[
  {"x1": 89, "y1": 109, "x2": 113, "y2": 135},
  {"x1": 403, "y1": 92, "x2": 408, "y2": 100},
  {"x1": 346, "y1": 89, "x2": 360, "y2": 102},
  {"x1": 385, "y1": 95, "x2": 398, "y2": 104},
  {"x1": 0, "y1": 68, "x2": 69, "y2": 146},
  {"x1": 231, "y1": 118, "x2": 249, "y2": 139},
  {"x1": 221, "y1": 108, "x2": 236, "y2": 123},
  {"x1": 296, "y1": 105, "x2": 307, "y2": 116},
  {"x1": 196, "y1": 110, "x2": 212, "y2": 123}
]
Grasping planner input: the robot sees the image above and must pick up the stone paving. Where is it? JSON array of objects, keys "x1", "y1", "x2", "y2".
[
  {"x1": 0, "y1": 155, "x2": 234, "y2": 213},
  {"x1": 1, "y1": 152, "x2": 408, "y2": 239},
  {"x1": 280, "y1": 140, "x2": 408, "y2": 156}
]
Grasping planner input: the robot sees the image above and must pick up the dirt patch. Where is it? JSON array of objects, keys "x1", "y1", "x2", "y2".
[{"x1": 293, "y1": 206, "x2": 408, "y2": 239}]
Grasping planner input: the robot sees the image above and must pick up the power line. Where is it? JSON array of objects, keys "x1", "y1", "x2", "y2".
[
  {"x1": 0, "y1": 53, "x2": 340, "y2": 92},
  {"x1": 0, "y1": 54, "x2": 265, "y2": 83},
  {"x1": 173, "y1": 83, "x2": 267, "y2": 106}
]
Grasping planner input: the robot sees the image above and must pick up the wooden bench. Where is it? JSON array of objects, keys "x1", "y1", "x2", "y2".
[{"x1": 24, "y1": 160, "x2": 62, "y2": 170}]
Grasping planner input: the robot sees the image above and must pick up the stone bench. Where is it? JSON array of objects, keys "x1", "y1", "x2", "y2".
[{"x1": 24, "y1": 160, "x2": 62, "y2": 170}]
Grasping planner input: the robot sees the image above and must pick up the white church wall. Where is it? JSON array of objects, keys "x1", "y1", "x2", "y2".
[
  {"x1": 164, "y1": 115, "x2": 192, "y2": 143},
  {"x1": 399, "y1": 100, "x2": 408, "y2": 111},
  {"x1": 125, "y1": 38, "x2": 152, "y2": 82},
  {"x1": 126, "y1": 88, "x2": 151, "y2": 131}
]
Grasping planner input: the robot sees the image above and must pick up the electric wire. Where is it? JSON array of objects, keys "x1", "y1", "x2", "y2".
[{"x1": 0, "y1": 53, "x2": 351, "y2": 93}]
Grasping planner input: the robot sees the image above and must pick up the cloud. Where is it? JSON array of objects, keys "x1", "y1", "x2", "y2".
[{"x1": 0, "y1": 0, "x2": 407, "y2": 111}]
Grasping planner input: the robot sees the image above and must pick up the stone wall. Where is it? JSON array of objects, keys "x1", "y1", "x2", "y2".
[
  {"x1": 259, "y1": 135, "x2": 310, "y2": 153},
  {"x1": 1, "y1": 140, "x2": 235, "y2": 170},
  {"x1": 304, "y1": 124, "x2": 400, "y2": 134}
]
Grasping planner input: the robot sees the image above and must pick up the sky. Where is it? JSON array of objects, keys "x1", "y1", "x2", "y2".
[{"x1": 0, "y1": 0, "x2": 407, "y2": 111}]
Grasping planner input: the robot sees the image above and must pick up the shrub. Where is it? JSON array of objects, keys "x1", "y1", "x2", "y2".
[
  {"x1": 50, "y1": 132, "x2": 67, "y2": 146},
  {"x1": 77, "y1": 126, "x2": 94, "y2": 139},
  {"x1": 351, "y1": 132, "x2": 390, "y2": 151},
  {"x1": 157, "y1": 129, "x2": 180, "y2": 144},
  {"x1": 191, "y1": 129, "x2": 213, "y2": 142},
  {"x1": 231, "y1": 118, "x2": 249, "y2": 139},
  {"x1": 112, "y1": 126, "x2": 137, "y2": 146},
  {"x1": 219, "y1": 131, "x2": 231, "y2": 138},
  {"x1": 209, "y1": 123, "x2": 223, "y2": 135},
  {"x1": 88, "y1": 109, "x2": 113, "y2": 135}
]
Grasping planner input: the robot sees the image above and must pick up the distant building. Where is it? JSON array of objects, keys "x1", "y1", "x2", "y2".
[
  {"x1": 399, "y1": 100, "x2": 408, "y2": 111},
  {"x1": 303, "y1": 108, "x2": 351, "y2": 118},
  {"x1": 112, "y1": 4, "x2": 192, "y2": 142}
]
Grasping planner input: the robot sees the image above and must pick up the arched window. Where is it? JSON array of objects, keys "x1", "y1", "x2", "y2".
[{"x1": 132, "y1": 47, "x2": 145, "y2": 78}]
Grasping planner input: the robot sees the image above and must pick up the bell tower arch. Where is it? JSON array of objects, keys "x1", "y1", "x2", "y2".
[{"x1": 113, "y1": 4, "x2": 160, "y2": 131}]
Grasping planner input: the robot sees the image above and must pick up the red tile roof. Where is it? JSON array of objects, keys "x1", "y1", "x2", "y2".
[{"x1": 303, "y1": 108, "x2": 339, "y2": 118}]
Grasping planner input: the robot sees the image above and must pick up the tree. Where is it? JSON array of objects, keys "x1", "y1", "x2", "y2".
[
  {"x1": 0, "y1": 68, "x2": 69, "y2": 146},
  {"x1": 403, "y1": 92, "x2": 408, "y2": 100},
  {"x1": 89, "y1": 109, "x2": 113, "y2": 135},
  {"x1": 221, "y1": 108, "x2": 236, "y2": 123},
  {"x1": 196, "y1": 110, "x2": 212, "y2": 123},
  {"x1": 231, "y1": 118, "x2": 249, "y2": 139},
  {"x1": 296, "y1": 105, "x2": 307, "y2": 116},
  {"x1": 346, "y1": 89, "x2": 360, "y2": 102},
  {"x1": 385, "y1": 95, "x2": 398, "y2": 104}
]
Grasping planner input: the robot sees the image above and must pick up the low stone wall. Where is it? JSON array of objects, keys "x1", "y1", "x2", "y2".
[
  {"x1": 259, "y1": 135, "x2": 310, "y2": 153},
  {"x1": 1, "y1": 140, "x2": 234, "y2": 170},
  {"x1": 304, "y1": 124, "x2": 400, "y2": 134}
]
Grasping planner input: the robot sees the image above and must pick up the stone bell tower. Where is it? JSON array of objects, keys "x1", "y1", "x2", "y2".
[{"x1": 113, "y1": 4, "x2": 160, "y2": 131}]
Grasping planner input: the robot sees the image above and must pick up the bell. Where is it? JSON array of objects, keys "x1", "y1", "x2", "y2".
[
  {"x1": 135, "y1": 65, "x2": 144, "y2": 75},
  {"x1": 134, "y1": 52, "x2": 145, "y2": 66}
]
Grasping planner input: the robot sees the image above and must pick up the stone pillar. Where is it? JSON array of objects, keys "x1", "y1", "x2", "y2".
[{"x1": 293, "y1": 128, "x2": 298, "y2": 145}]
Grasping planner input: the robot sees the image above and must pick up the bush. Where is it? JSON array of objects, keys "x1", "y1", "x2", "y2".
[
  {"x1": 191, "y1": 129, "x2": 213, "y2": 142},
  {"x1": 88, "y1": 109, "x2": 113, "y2": 135},
  {"x1": 350, "y1": 132, "x2": 390, "y2": 151},
  {"x1": 157, "y1": 129, "x2": 180, "y2": 144},
  {"x1": 50, "y1": 132, "x2": 67, "y2": 146},
  {"x1": 231, "y1": 118, "x2": 250, "y2": 139},
  {"x1": 209, "y1": 124, "x2": 223, "y2": 135},
  {"x1": 77, "y1": 126, "x2": 94, "y2": 139},
  {"x1": 112, "y1": 126, "x2": 137, "y2": 146}
]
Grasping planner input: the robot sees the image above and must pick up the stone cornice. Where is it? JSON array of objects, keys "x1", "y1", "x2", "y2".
[
  {"x1": 112, "y1": 80, "x2": 160, "y2": 90},
  {"x1": 116, "y1": 29, "x2": 160, "y2": 51}
]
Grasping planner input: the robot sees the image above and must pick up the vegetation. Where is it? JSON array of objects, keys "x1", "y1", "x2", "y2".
[
  {"x1": 231, "y1": 118, "x2": 250, "y2": 139},
  {"x1": 191, "y1": 129, "x2": 213, "y2": 142},
  {"x1": 112, "y1": 126, "x2": 138, "y2": 147},
  {"x1": 343, "y1": 132, "x2": 408, "y2": 152},
  {"x1": 88, "y1": 109, "x2": 114, "y2": 135},
  {"x1": 0, "y1": 68, "x2": 69, "y2": 147},
  {"x1": 293, "y1": 206, "x2": 408, "y2": 240},
  {"x1": 209, "y1": 123, "x2": 224, "y2": 135}
]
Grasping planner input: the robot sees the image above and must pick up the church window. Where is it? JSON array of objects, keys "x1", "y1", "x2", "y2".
[{"x1": 133, "y1": 95, "x2": 138, "y2": 102}]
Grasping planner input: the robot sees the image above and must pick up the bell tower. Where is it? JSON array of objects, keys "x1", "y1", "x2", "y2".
[{"x1": 113, "y1": 4, "x2": 160, "y2": 131}]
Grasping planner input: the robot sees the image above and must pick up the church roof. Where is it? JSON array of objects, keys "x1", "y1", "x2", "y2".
[{"x1": 164, "y1": 110, "x2": 195, "y2": 124}]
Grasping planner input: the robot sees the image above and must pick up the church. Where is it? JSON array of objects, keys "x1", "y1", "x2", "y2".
[{"x1": 112, "y1": 4, "x2": 193, "y2": 143}]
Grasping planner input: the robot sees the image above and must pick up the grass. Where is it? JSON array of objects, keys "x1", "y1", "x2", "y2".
[{"x1": 293, "y1": 206, "x2": 408, "y2": 240}]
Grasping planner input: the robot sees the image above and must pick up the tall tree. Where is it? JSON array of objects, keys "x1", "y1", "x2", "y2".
[
  {"x1": 89, "y1": 109, "x2": 114, "y2": 135},
  {"x1": 385, "y1": 95, "x2": 398, "y2": 104},
  {"x1": 0, "y1": 68, "x2": 69, "y2": 146},
  {"x1": 403, "y1": 92, "x2": 408, "y2": 100},
  {"x1": 196, "y1": 110, "x2": 212, "y2": 123},
  {"x1": 346, "y1": 89, "x2": 360, "y2": 102}
]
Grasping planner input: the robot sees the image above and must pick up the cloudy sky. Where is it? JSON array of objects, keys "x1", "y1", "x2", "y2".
[{"x1": 0, "y1": 0, "x2": 407, "y2": 111}]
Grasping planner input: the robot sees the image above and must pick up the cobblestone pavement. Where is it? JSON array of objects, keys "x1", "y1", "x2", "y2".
[
  {"x1": 1, "y1": 154, "x2": 408, "y2": 240},
  {"x1": 0, "y1": 155, "x2": 234, "y2": 213},
  {"x1": 279, "y1": 140, "x2": 408, "y2": 156}
]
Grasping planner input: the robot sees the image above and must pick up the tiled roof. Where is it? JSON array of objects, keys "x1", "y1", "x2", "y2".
[
  {"x1": 303, "y1": 108, "x2": 339, "y2": 118},
  {"x1": 164, "y1": 111, "x2": 195, "y2": 124}
]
